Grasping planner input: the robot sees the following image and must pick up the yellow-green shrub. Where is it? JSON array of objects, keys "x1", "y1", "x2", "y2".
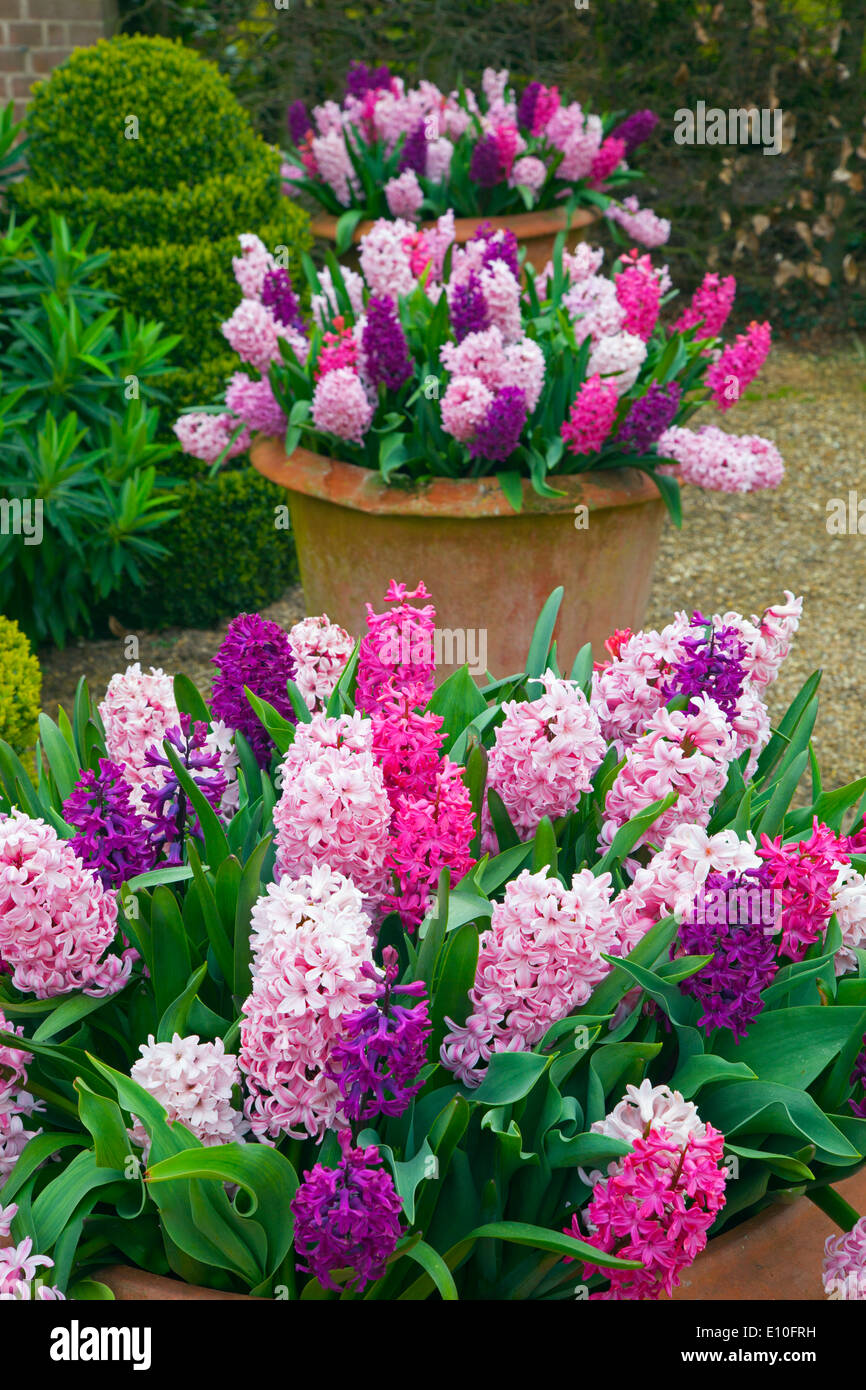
[{"x1": 0, "y1": 616, "x2": 41, "y2": 753}]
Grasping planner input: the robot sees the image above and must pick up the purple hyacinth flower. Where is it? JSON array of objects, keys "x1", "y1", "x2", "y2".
[
  {"x1": 327, "y1": 946, "x2": 431, "y2": 1121},
  {"x1": 361, "y1": 295, "x2": 413, "y2": 390},
  {"x1": 211, "y1": 612, "x2": 297, "y2": 767},
  {"x1": 469, "y1": 385, "x2": 527, "y2": 462},
  {"x1": 398, "y1": 119, "x2": 428, "y2": 177},
  {"x1": 663, "y1": 610, "x2": 748, "y2": 723},
  {"x1": 469, "y1": 133, "x2": 505, "y2": 188},
  {"x1": 471, "y1": 223, "x2": 521, "y2": 281},
  {"x1": 611, "y1": 109, "x2": 659, "y2": 156},
  {"x1": 64, "y1": 758, "x2": 156, "y2": 889},
  {"x1": 346, "y1": 61, "x2": 392, "y2": 101},
  {"x1": 291, "y1": 1132, "x2": 403, "y2": 1293},
  {"x1": 676, "y1": 866, "x2": 780, "y2": 1040},
  {"x1": 617, "y1": 381, "x2": 681, "y2": 455},
  {"x1": 261, "y1": 267, "x2": 306, "y2": 334},
  {"x1": 142, "y1": 716, "x2": 227, "y2": 864},
  {"x1": 287, "y1": 99, "x2": 311, "y2": 147},
  {"x1": 517, "y1": 81, "x2": 542, "y2": 134},
  {"x1": 450, "y1": 269, "x2": 490, "y2": 341}
]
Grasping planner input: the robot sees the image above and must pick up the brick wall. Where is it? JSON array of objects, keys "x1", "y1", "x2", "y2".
[{"x1": 0, "y1": 0, "x2": 117, "y2": 121}]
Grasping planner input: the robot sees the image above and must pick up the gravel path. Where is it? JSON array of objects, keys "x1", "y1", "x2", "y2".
[{"x1": 40, "y1": 339, "x2": 864, "y2": 790}]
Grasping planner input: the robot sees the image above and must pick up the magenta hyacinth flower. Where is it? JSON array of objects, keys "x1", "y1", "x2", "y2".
[{"x1": 292, "y1": 1132, "x2": 403, "y2": 1293}]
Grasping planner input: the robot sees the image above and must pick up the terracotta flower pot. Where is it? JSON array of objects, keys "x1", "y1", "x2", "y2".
[
  {"x1": 673, "y1": 1168, "x2": 866, "y2": 1302},
  {"x1": 310, "y1": 205, "x2": 598, "y2": 273},
  {"x1": 251, "y1": 440, "x2": 666, "y2": 678},
  {"x1": 90, "y1": 1265, "x2": 255, "y2": 1301}
]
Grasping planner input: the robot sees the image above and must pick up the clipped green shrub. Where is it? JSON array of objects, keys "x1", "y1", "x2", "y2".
[
  {"x1": 104, "y1": 215, "x2": 309, "y2": 365},
  {"x1": 15, "y1": 35, "x2": 311, "y2": 630},
  {"x1": 120, "y1": 468, "x2": 298, "y2": 631},
  {"x1": 12, "y1": 160, "x2": 285, "y2": 247},
  {"x1": 0, "y1": 616, "x2": 41, "y2": 753},
  {"x1": 24, "y1": 35, "x2": 265, "y2": 194}
]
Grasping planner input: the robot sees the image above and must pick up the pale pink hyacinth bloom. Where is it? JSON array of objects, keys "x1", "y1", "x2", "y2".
[
  {"x1": 656, "y1": 425, "x2": 784, "y2": 492},
  {"x1": 272, "y1": 712, "x2": 392, "y2": 907},
  {"x1": 173, "y1": 412, "x2": 250, "y2": 464},
  {"x1": 231, "y1": 233, "x2": 275, "y2": 299},
  {"x1": 130, "y1": 1033, "x2": 248, "y2": 1153},
  {"x1": 239, "y1": 866, "x2": 378, "y2": 1140},
  {"x1": 600, "y1": 695, "x2": 737, "y2": 856},
  {"x1": 500, "y1": 338, "x2": 545, "y2": 412},
  {"x1": 829, "y1": 863, "x2": 866, "y2": 976},
  {"x1": 441, "y1": 868, "x2": 619, "y2": 1086},
  {"x1": 384, "y1": 169, "x2": 424, "y2": 220},
  {"x1": 487, "y1": 675, "x2": 607, "y2": 840},
  {"x1": 611, "y1": 823, "x2": 763, "y2": 954},
  {"x1": 100, "y1": 663, "x2": 179, "y2": 803},
  {"x1": 510, "y1": 155, "x2": 546, "y2": 197},
  {"x1": 0, "y1": 1012, "x2": 42, "y2": 1181},
  {"x1": 0, "y1": 810, "x2": 131, "y2": 999},
  {"x1": 534, "y1": 242, "x2": 605, "y2": 298},
  {"x1": 311, "y1": 127, "x2": 358, "y2": 206},
  {"x1": 824, "y1": 1217, "x2": 866, "y2": 1299},
  {"x1": 440, "y1": 325, "x2": 508, "y2": 390},
  {"x1": 311, "y1": 366, "x2": 374, "y2": 444},
  {"x1": 221, "y1": 299, "x2": 307, "y2": 373},
  {"x1": 587, "y1": 330, "x2": 647, "y2": 394},
  {"x1": 225, "y1": 373, "x2": 286, "y2": 438},
  {"x1": 0, "y1": 1232, "x2": 65, "y2": 1300},
  {"x1": 425, "y1": 136, "x2": 454, "y2": 181},
  {"x1": 545, "y1": 103, "x2": 602, "y2": 181},
  {"x1": 288, "y1": 614, "x2": 354, "y2": 713},
  {"x1": 732, "y1": 591, "x2": 803, "y2": 689},
  {"x1": 440, "y1": 376, "x2": 494, "y2": 442},
  {"x1": 206, "y1": 719, "x2": 240, "y2": 818},
  {"x1": 359, "y1": 218, "x2": 422, "y2": 298},
  {"x1": 605, "y1": 195, "x2": 671, "y2": 248},
  {"x1": 578, "y1": 1079, "x2": 712, "y2": 1186},
  {"x1": 479, "y1": 259, "x2": 523, "y2": 342},
  {"x1": 563, "y1": 275, "x2": 626, "y2": 345}
]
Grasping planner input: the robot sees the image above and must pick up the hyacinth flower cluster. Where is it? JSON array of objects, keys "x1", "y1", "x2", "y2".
[
  {"x1": 281, "y1": 64, "x2": 657, "y2": 223},
  {"x1": 675, "y1": 866, "x2": 780, "y2": 1040},
  {"x1": 7, "y1": 578, "x2": 866, "y2": 1303},
  {"x1": 824, "y1": 1218, "x2": 866, "y2": 1300},
  {"x1": 274, "y1": 582, "x2": 475, "y2": 931},
  {"x1": 0, "y1": 1206, "x2": 64, "y2": 1300},
  {"x1": 0, "y1": 1012, "x2": 41, "y2": 1181},
  {"x1": 291, "y1": 1131, "x2": 403, "y2": 1293},
  {"x1": 570, "y1": 1082, "x2": 727, "y2": 1300},
  {"x1": 177, "y1": 211, "x2": 782, "y2": 517},
  {"x1": 591, "y1": 591, "x2": 803, "y2": 772},
  {"x1": 441, "y1": 867, "x2": 620, "y2": 1086},
  {"x1": 327, "y1": 946, "x2": 431, "y2": 1121},
  {"x1": 129, "y1": 1033, "x2": 248, "y2": 1154}
]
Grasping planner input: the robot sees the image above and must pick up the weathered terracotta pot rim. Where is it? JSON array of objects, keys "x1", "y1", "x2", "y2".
[
  {"x1": 250, "y1": 438, "x2": 661, "y2": 521},
  {"x1": 310, "y1": 204, "x2": 599, "y2": 248}
]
